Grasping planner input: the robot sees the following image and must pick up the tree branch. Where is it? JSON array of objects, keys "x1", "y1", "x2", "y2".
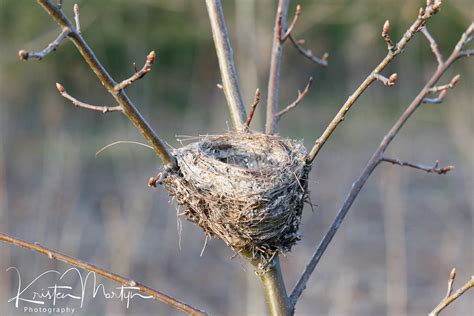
[
  {"x1": 205, "y1": 0, "x2": 247, "y2": 129},
  {"x1": 307, "y1": 2, "x2": 441, "y2": 163},
  {"x1": 422, "y1": 26, "x2": 443, "y2": 66},
  {"x1": 21, "y1": 0, "x2": 176, "y2": 167},
  {"x1": 243, "y1": 88, "x2": 261, "y2": 130},
  {"x1": 243, "y1": 252, "x2": 290, "y2": 316},
  {"x1": 381, "y1": 157, "x2": 454, "y2": 175},
  {"x1": 114, "y1": 51, "x2": 156, "y2": 91},
  {"x1": 265, "y1": 0, "x2": 290, "y2": 134},
  {"x1": 290, "y1": 19, "x2": 473, "y2": 310},
  {"x1": 18, "y1": 28, "x2": 69, "y2": 60},
  {"x1": 0, "y1": 233, "x2": 207, "y2": 316},
  {"x1": 288, "y1": 35, "x2": 329, "y2": 67},
  {"x1": 276, "y1": 77, "x2": 312, "y2": 119},
  {"x1": 56, "y1": 83, "x2": 122, "y2": 113},
  {"x1": 429, "y1": 269, "x2": 474, "y2": 316}
]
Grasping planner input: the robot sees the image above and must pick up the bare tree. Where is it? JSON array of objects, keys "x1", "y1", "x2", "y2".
[{"x1": 1, "y1": 0, "x2": 473, "y2": 315}]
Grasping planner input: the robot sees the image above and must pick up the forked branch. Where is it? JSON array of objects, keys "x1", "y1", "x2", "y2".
[
  {"x1": 307, "y1": 1, "x2": 442, "y2": 163},
  {"x1": 0, "y1": 233, "x2": 207, "y2": 316},
  {"x1": 429, "y1": 268, "x2": 474, "y2": 316},
  {"x1": 290, "y1": 19, "x2": 473, "y2": 310},
  {"x1": 20, "y1": 0, "x2": 176, "y2": 167},
  {"x1": 276, "y1": 77, "x2": 313, "y2": 120}
]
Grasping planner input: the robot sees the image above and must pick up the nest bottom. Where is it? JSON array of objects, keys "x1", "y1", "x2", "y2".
[{"x1": 164, "y1": 132, "x2": 311, "y2": 259}]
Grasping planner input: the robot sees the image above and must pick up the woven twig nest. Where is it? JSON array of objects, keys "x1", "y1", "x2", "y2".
[{"x1": 163, "y1": 132, "x2": 310, "y2": 259}]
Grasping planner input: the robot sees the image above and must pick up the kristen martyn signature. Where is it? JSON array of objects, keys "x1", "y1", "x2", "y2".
[{"x1": 6, "y1": 266, "x2": 153, "y2": 313}]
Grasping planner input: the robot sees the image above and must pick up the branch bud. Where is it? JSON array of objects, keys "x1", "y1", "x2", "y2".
[
  {"x1": 18, "y1": 50, "x2": 29, "y2": 61},
  {"x1": 450, "y1": 74, "x2": 460, "y2": 87},
  {"x1": 450, "y1": 268, "x2": 457, "y2": 280},
  {"x1": 382, "y1": 20, "x2": 390, "y2": 35},
  {"x1": 418, "y1": 7, "x2": 425, "y2": 18},
  {"x1": 146, "y1": 51, "x2": 156, "y2": 65},
  {"x1": 433, "y1": 0, "x2": 442, "y2": 11},
  {"x1": 388, "y1": 73, "x2": 398, "y2": 86},
  {"x1": 322, "y1": 52, "x2": 329, "y2": 61},
  {"x1": 73, "y1": 3, "x2": 79, "y2": 15},
  {"x1": 56, "y1": 83, "x2": 65, "y2": 93}
]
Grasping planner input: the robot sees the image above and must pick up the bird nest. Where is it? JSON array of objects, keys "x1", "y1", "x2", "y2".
[{"x1": 163, "y1": 132, "x2": 310, "y2": 259}]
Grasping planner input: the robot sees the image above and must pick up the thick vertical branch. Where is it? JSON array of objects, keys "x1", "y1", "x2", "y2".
[
  {"x1": 33, "y1": 0, "x2": 176, "y2": 167},
  {"x1": 243, "y1": 252, "x2": 290, "y2": 316},
  {"x1": 205, "y1": 0, "x2": 247, "y2": 129},
  {"x1": 265, "y1": 0, "x2": 290, "y2": 134}
]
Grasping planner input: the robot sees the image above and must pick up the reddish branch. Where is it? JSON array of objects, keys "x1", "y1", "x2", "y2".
[
  {"x1": 243, "y1": 88, "x2": 261, "y2": 130},
  {"x1": 429, "y1": 268, "x2": 474, "y2": 316},
  {"x1": 307, "y1": 2, "x2": 442, "y2": 163},
  {"x1": 265, "y1": 0, "x2": 290, "y2": 134},
  {"x1": 20, "y1": 0, "x2": 176, "y2": 167},
  {"x1": 0, "y1": 233, "x2": 207, "y2": 316},
  {"x1": 290, "y1": 18, "x2": 474, "y2": 310},
  {"x1": 56, "y1": 83, "x2": 122, "y2": 113},
  {"x1": 115, "y1": 51, "x2": 156, "y2": 91},
  {"x1": 276, "y1": 77, "x2": 312, "y2": 119},
  {"x1": 381, "y1": 157, "x2": 454, "y2": 175}
]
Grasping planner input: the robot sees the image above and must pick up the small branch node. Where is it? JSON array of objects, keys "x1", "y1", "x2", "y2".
[
  {"x1": 114, "y1": 51, "x2": 156, "y2": 91},
  {"x1": 282, "y1": 4, "x2": 301, "y2": 42},
  {"x1": 216, "y1": 83, "x2": 224, "y2": 90},
  {"x1": 73, "y1": 3, "x2": 81, "y2": 33},
  {"x1": 56, "y1": 83, "x2": 122, "y2": 113},
  {"x1": 374, "y1": 73, "x2": 397, "y2": 86},
  {"x1": 382, "y1": 157, "x2": 454, "y2": 174},
  {"x1": 148, "y1": 163, "x2": 173, "y2": 187},
  {"x1": 243, "y1": 88, "x2": 261, "y2": 130},
  {"x1": 276, "y1": 77, "x2": 313, "y2": 119}
]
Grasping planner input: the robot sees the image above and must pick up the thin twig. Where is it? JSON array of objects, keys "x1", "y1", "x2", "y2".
[
  {"x1": 243, "y1": 88, "x2": 261, "y2": 130},
  {"x1": 23, "y1": 0, "x2": 176, "y2": 167},
  {"x1": 422, "y1": 26, "x2": 443, "y2": 66},
  {"x1": 381, "y1": 157, "x2": 454, "y2": 175},
  {"x1": 205, "y1": 0, "x2": 247, "y2": 129},
  {"x1": 115, "y1": 51, "x2": 156, "y2": 91},
  {"x1": 265, "y1": 0, "x2": 290, "y2": 134},
  {"x1": 429, "y1": 270, "x2": 474, "y2": 316},
  {"x1": 282, "y1": 4, "x2": 301, "y2": 42},
  {"x1": 18, "y1": 28, "x2": 69, "y2": 60},
  {"x1": 290, "y1": 20, "x2": 474, "y2": 310},
  {"x1": 288, "y1": 34, "x2": 329, "y2": 67},
  {"x1": 276, "y1": 77, "x2": 313, "y2": 119},
  {"x1": 307, "y1": 3, "x2": 442, "y2": 163},
  {"x1": 56, "y1": 83, "x2": 122, "y2": 113},
  {"x1": 0, "y1": 233, "x2": 207, "y2": 316}
]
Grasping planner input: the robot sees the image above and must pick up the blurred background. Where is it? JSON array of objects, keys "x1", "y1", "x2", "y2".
[{"x1": 0, "y1": 0, "x2": 472, "y2": 315}]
